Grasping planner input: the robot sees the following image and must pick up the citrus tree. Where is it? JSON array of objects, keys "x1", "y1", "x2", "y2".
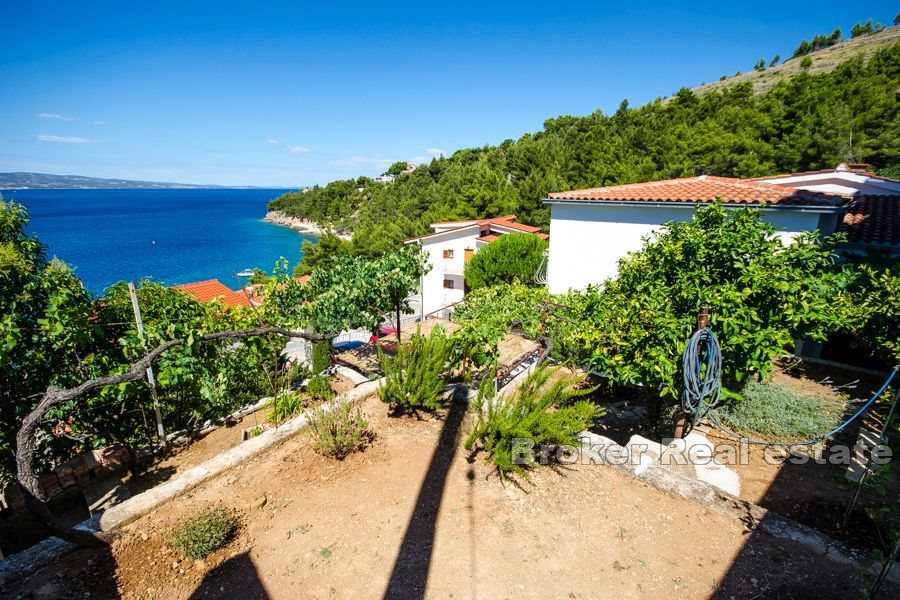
[{"x1": 561, "y1": 203, "x2": 850, "y2": 398}]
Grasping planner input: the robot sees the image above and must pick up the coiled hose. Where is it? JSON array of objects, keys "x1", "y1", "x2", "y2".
[{"x1": 681, "y1": 327, "x2": 722, "y2": 429}]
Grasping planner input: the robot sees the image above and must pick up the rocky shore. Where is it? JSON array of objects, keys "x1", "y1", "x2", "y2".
[{"x1": 264, "y1": 211, "x2": 352, "y2": 240}]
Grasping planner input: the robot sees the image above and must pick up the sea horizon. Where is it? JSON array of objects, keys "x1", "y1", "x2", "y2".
[{"x1": 7, "y1": 188, "x2": 315, "y2": 294}]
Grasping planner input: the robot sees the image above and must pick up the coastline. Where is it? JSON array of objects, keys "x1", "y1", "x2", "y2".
[{"x1": 264, "y1": 211, "x2": 352, "y2": 241}]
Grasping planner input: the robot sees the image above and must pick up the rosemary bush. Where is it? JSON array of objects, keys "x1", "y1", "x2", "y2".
[
  {"x1": 307, "y1": 375, "x2": 336, "y2": 402},
  {"x1": 466, "y1": 365, "x2": 602, "y2": 478},
  {"x1": 378, "y1": 327, "x2": 452, "y2": 413}
]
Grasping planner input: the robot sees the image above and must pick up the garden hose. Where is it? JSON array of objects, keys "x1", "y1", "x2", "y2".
[{"x1": 681, "y1": 327, "x2": 722, "y2": 428}]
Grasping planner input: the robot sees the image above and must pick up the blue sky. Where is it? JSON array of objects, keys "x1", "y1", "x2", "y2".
[{"x1": 1, "y1": 1, "x2": 896, "y2": 187}]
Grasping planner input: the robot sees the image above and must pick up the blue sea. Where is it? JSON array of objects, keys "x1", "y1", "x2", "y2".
[{"x1": 7, "y1": 188, "x2": 314, "y2": 294}]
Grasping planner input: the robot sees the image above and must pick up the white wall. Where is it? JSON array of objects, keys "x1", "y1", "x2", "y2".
[
  {"x1": 546, "y1": 203, "x2": 826, "y2": 294},
  {"x1": 415, "y1": 227, "x2": 479, "y2": 315}
]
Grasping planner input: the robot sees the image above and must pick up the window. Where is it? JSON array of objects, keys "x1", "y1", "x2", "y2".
[
  {"x1": 443, "y1": 249, "x2": 454, "y2": 259},
  {"x1": 443, "y1": 279, "x2": 455, "y2": 289}
]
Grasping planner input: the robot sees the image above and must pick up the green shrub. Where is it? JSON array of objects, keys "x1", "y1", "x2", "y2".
[
  {"x1": 307, "y1": 375, "x2": 336, "y2": 402},
  {"x1": 283, "y1": 362, "x2": 310, "y2": 388},
  {"x1": 378, "y1": 327, "x2": 452, "y2": 413},
  {"x1": 562, "y1": 203, "x2": 847, "y2": 399},
  {"x1": 717, "y1": 380, "x2": 842, "y2": 440},
  {"x1": 311, "y1": 340, "x2": 332, "y2": 374},
  {"x1": 171, "y1": 507, "x2": 237, "y2": 559},
  {"x1": 464, "y1": 232, "x2": 548, "y2": 291},
  {"x1": 305, "y1": 403, "x2": 371, "y2": 459},
  {"x1": 451, "y1": 281, "x2": 549, "y2": 369},
  {"x1": 268, "y1": 392, "x2": 309, "y2": 424},
  {"x1": 465, "y1": 365, "x2": 602, "y2": 478},
  {"x1": 835, "y1": 264, "x2": 900, "y2": 364}
]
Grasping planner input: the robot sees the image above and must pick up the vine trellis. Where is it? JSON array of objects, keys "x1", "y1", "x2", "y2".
[{"x1": 15, "y1": 326, "x2": 328, "y2": 548}]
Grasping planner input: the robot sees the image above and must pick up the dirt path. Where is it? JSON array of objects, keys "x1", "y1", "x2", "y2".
[
  {"x1": 8, "y1": 395, "x2": 892, "y2": 599},
  {"x1": 122, "y1": 407, "x2": 270, "y2": 498}
]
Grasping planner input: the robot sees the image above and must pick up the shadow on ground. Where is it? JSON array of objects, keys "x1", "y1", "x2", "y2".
[
  {"x1": 188, "y1": 551, "x2": 269, "y2": 599},
  {"x1": 382, "y1": 387, "x2": 468, "y2": 599}
]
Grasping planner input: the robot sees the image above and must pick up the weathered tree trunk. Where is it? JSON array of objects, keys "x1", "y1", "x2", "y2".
[
  {"x1": 15, "y1": 327, "x2": 328, "y2": 549},
  {"x1": 396, "y1": 303, "x2": 402, "y2": 345}
]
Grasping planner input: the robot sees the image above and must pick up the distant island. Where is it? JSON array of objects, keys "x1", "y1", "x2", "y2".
[{"x1": 0, "y1": 172, "x2": 284, "y2": 190}]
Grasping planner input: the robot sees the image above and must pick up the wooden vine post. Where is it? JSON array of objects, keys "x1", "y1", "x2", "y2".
[{"x1": 128, "y1": 282, "x2": 167, "y2": 447}]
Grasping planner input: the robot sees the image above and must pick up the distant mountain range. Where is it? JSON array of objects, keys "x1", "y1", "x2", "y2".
[{"x1": 0, "y1": 172, "x2": 280, "y2": 190}]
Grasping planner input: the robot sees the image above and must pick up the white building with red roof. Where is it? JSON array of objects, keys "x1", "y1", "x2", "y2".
[
  {"x1": 544, "y1": 164, "x2": 900, "y2": 293},
  {"x1": 405, "y1": 215, "x2": 548, "y2": 315}
]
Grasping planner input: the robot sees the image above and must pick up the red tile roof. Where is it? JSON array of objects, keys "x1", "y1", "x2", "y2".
[
  {"x1": 477, "y1": 234, "x2": 500, "y2": 243},
  {"x1": 173, "y1": 279, "x2": 251, "y2": 307},
  {"x1": 842, "y1": 195, "x2": 900, "y2": 246},
  {"x1": 548, "y1": 175, "x2": 845, "y2": 206}
]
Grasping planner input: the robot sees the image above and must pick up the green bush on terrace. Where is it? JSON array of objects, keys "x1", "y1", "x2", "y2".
[
  {"x1": 464, "y1": 232, "x2": 548, "y2": 291},
  {"x1": 307, "y1": 374, "x2": 336, "y2": 402},
  {"x1": 378, "y1": 327, "x2": 452, "y2": 413},
  {"x1": 465, "y1": 365, "x2": 602, "y2": 478},
  {"x1": 305, "y1": 403, "x2": 371, "y2": 459}
]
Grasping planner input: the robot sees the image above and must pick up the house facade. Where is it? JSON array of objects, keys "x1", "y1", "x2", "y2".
[
  {"x1": 405, "y1": 215, "x2": 547, "y2": 316},
  {"x1": 544, "y1": 165, "x2": 900, "y2": 294}
]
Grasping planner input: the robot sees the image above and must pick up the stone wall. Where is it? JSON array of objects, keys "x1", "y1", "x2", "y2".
[{"x1": 1, "y1": 445, "x2": 130, "y2": 511}]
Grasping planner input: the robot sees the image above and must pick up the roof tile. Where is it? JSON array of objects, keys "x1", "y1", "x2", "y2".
[
  {"x1": 842, "y1": 195, "x2": 900, "y2": 246},
  {"x1": 548, "y1": 175, "x2": 845, "y2": 206},
  {"x1": 173, "y1": 279, "x2": 250, "y2": 307}
]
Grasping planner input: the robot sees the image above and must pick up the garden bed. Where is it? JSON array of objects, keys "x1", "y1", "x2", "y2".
[
  {"x1": 5, "y1": 394, "x2": 890, "y2": 599},
  {"x1": 590, "y1": 361, "x2": 899, "y2": 552}
]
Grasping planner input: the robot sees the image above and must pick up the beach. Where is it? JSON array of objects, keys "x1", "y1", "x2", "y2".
[{"x1": 264, "y1": 210, "x2": 352, "y2": 240}]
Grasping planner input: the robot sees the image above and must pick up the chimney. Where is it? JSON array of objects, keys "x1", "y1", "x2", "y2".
[{"x1": 837, "y1": 162, "x2": 873, "y2": 173}]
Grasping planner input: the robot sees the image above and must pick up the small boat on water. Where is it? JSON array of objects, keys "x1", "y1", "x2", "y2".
[{"x1": 236, "y1": 269, "x2": 254, "y2": 278}]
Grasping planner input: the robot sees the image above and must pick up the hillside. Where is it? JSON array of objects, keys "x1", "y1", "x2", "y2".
[
  {"x1": 269, "y1": 39, "x2": 900, "y2": 262},
  {"x1": 0, "y1": 172, "x2": 226, "y2": 190},
  {"x1": 693, "y1": 25, "x2": 900, "y2": 95}
]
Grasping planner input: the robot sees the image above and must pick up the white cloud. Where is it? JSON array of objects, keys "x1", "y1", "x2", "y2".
[
  {"x1": 37, "y1": 135, "x2": 90, "y2": 144},
  {"x1": 425, "y1": 148, "x2": 446, "y2": 156},
  {"x1": 37, "y1": 113, "x2": 74, "y2": 121},
  {"x1": 266, "y1": 138, "x2": 279, "y2": 144},
  {"x1": 93, "y1": 121, "x2": 105, "y2": 125},
  {"x1": 286, "y1": 145, "x2": 311, "y2": 154}
]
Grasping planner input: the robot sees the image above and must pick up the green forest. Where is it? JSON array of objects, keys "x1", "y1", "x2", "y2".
[{"x1": 269, "y1": 42, "x2": 900, "y2": 262}]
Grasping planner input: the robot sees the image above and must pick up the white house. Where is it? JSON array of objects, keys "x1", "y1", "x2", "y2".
[
  {"x1": 405, "y1": 215, "x2": 548, "y2": 316},
  {"x1": 544, "y1": 165, "x2": 900, "y2": 294}
]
